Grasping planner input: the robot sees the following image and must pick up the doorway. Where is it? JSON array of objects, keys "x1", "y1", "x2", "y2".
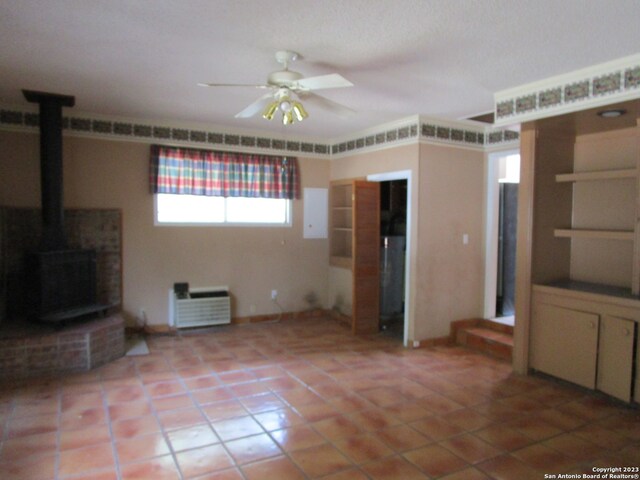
[
  {"x1": 379, "y1": 179, "x2": 407, "y2": 339},
  {"x1": 367, "y1": 170, "x2": 412, "y2": 346},
  {"x1": 497, "y1": 181, "x2": 518, "y2": 317},
  {"x1": 484, "y1": 152, "x2": 520, "y2": 323}
]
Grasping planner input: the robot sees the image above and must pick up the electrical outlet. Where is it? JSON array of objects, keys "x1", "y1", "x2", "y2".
[{"x1": 271, "y1": 290, "x2": 278, "y2": 300}]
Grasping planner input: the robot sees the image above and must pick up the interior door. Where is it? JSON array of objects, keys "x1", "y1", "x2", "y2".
[{"x1": 352, "y1": 181, "x2": 380, "y2": 334}]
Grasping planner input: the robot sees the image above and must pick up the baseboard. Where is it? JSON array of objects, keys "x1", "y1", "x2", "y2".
[
  {"x1": 411, "y1": 335, "x2": 452, "y2": 348},
  {"x1": 232, "y1": 308, "x2": 330, "y2": 325},
  {"x1": 329, "y1": 309, "x2": 351, "y2": 327},
  {"x1": 141, "y1": 325, "x2": 178, "y2": 335}
]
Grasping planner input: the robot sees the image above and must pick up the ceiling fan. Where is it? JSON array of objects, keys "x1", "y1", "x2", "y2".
[{"x1": 198, "y1": 50, "x2": 355, "y2": 125}]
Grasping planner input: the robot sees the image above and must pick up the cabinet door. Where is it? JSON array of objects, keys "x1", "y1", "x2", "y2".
[
  {"x1": 597, "y1": 315, "x2": 635, "y2": 402},
  {"x1": 352, "y1": 181, "x2": 380, "y2": 334},
  {"x1": 530, "y1": 302, "x2": 599, "y2": 388}
]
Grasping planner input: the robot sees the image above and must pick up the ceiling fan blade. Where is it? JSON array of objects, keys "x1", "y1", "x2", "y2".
[
  {"x1": 234, "y1": 93, "x2": 274, "y2": 118},
  {"x1": 198, "y1": 82, "x2": 271, "y2": 89},
  {"x1": 299, "y1": 91, "x2": 355, "y2": 117},
  {"x1": 295, "y1": 73, "x2": 353, "y2": 91}
]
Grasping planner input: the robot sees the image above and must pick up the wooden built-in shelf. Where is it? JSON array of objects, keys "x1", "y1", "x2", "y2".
[
  {"x1": 554, "y1": 229, "x2": 635, "y2": 241},
  {"x1": 556, "y1": 169, "x2": 637, "y2": 183},
  {"x1": 332, "y1": 227, "x2": 352, "y2": 232}
]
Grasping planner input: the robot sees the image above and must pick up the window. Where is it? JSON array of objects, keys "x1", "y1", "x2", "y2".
[
  {"x1": 149, "y1": 145, "x2": 298, "y2": 226},
  {"x1": 155, "y1": 194, "x2": 291, "y2": 226}
]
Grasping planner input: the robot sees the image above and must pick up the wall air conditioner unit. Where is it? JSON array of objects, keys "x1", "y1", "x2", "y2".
[{"x1": 172, "y1": 285, "x2": 231, "y2": 329}]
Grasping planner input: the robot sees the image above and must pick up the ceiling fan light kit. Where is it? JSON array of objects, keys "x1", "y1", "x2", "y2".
[
  {"x1": 199, "y1": 50, "x2": 353, "y2": 125},
  {"x1": 292, "y1": 101, "x2": 308, "y2": 122},
  {"x1": 261, "y1": 89, "x2": 309, "y2": 124}
]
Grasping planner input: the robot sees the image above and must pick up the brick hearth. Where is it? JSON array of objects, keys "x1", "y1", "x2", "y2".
[{"x1": 0, "y1": 314, "x2": 125, "y2": 380}]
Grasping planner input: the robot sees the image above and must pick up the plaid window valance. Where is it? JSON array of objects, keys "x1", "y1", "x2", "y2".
[{"x1": 149, "y1": 145, "x2": 300, "y2": 199}]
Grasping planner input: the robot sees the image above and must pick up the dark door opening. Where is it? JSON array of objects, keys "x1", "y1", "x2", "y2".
[
  {"x1": 379, "y1": 179, "x2": 407, "y2": 338},
  {"x1": 497, "y1": 183, "x2": 518, "y2": 316}
]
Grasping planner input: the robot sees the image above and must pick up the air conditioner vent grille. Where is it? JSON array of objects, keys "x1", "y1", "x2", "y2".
[{"x1": 174, "y1": 286, "x2": 231, "y2": 328}]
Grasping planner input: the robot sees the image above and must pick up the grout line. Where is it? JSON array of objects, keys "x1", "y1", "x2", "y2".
[
  {"x1": 137, "y1": 348, "x2": 187, "y2": 480},
  {"x1": 96, "y1": 369, "x2": 123, "y2": 480}
]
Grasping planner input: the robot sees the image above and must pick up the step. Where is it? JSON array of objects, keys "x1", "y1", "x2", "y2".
[
  {"x1": 459, "y1": 327, "x2": 513, "y2": 361},
  {"x1": 450, "y1": 318, "x2": 513, "y2": 361}
]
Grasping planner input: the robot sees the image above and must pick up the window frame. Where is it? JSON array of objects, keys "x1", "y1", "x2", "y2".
[{"x1": 153, "y1": 194, "x2": 293, "y2": 228}]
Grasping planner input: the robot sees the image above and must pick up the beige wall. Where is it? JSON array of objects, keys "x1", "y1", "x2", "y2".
[
  {"x1": 0, "y1": 130, "x2": 330, "y2": 326},
  {"x1": 330, "y1": 142, "x2": 485, "y2": 342},
  {"x1": 2, "y1": 129, "x2": 487, "y2": 337},
  {"x1": 416, "y1": 143, "x2": 485, "y2": 339}
]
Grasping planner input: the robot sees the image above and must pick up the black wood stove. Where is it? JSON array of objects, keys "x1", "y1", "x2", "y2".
[{"x1": 23, "y1": 90, "x2": 105, "y2": 322}]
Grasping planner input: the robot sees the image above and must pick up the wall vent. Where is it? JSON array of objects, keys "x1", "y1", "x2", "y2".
[{"x1": 172, "y1": 286, "x2": 231, "y2": 328}]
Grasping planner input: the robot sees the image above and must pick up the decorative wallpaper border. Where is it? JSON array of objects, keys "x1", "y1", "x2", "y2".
[
  {"x1": 419, "y1": 122, "x2": 518, "y2": 147},
  {"x1": 331, "y1": 123, "x2": 419, "y2": 155},
  {"x1": 330, "y1": 120, "x2": 519, "y2": 156},
  {"x1": 0, "y1": 107, "x2": 519, "y2": 158},
  {"x1": 0, "y1": 109, "x2": 331, "y2": 157},
  {"x1": 494, "y1": 54, "x2": 640, "y2": 126}
]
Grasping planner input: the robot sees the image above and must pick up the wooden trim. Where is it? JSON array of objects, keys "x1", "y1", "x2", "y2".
[
  {"x1": 140, "y1": 324, "x2": 177, "y2": 335},
  {"x1": 232, "y1": 309, "x2": 330, "y2": 325},
  {"x1": 330, "y1": 309, "x2": 352, "y2": 327},
  {"x1": 412, "y1": 336, "x2": 452, "y2": 348}
]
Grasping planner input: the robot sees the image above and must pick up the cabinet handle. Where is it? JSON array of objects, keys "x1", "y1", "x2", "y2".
[{"x1": 589, "y1": 321, "x2": 596, "y2": 329}]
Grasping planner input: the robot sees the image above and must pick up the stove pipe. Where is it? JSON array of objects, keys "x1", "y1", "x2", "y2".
[{"x1": 22, "y1": 90, "x2": 75, "y2": 251}]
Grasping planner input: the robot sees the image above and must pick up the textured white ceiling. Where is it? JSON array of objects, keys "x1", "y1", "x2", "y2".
[{"x1": 1, "y1": 0, "x2": 639, "y2": 140}]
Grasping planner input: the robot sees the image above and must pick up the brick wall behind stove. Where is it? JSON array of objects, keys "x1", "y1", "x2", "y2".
[{"x1": 0, "y1": 208, "x2": 122, "y2": 320}]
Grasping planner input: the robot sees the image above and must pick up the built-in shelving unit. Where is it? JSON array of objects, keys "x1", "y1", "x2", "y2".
[
  {"x1": 328, "y1": 179, "x2": 381, "y2": 334},
  {"x1": 329, "y1": 180, "x2": 354, "y2": 269},
  {"x1": 518, "y1": 98, "x2": 640, "y2": 404},
  {"x1": 553, "y1": 167, "x2": 638, "y2": 244}
]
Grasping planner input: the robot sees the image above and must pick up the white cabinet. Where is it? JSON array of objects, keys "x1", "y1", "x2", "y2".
[
  {"x1": 531, "y1": 285, "x2": 639, "y2": 402},
  {"x1": 597, "y1": 315, "x2": 635, "y2": 402},
  {"x1": 531, "y1": 302, "x2": 598, "y2": 389}
]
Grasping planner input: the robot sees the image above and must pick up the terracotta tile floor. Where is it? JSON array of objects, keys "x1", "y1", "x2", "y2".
[{"x1": 1, "y1": 317, "x2": 639, "y2": 479}]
